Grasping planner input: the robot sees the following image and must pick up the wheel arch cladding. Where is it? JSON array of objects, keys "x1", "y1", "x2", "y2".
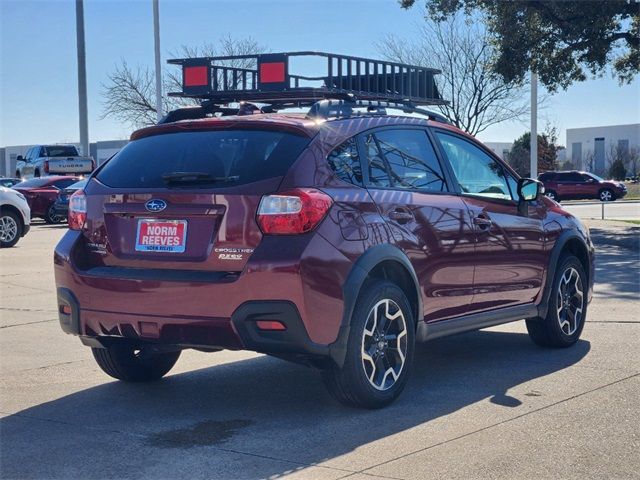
[
  {"x1": 539, "y1": 229, "x2": 592, "y2": 318},
  {"x1": 343, "y1": 244, "x2": 421, "y2": 329},
  {"x1": 331, "y1": 244, "x2": 421, "y2": 368}
]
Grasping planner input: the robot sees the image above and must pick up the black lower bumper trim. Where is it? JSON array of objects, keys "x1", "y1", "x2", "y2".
[
  {"x1": 231, "y1": 301, "x2": 332, "y2": 359},
  {"x1": 57, "y1": 287, "x2": 81, "y2": 335}
]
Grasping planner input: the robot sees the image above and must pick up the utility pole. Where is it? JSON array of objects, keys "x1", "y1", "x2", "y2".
[
  {"x1": 153, "y1": 0, "x2": 162, "y2": 122},
  {"x1": 530, "y1": 72, "x2": 538, "y2": 178},
  {"x1": 75, "y1": 0, "x2": 89, "y2": 156}
]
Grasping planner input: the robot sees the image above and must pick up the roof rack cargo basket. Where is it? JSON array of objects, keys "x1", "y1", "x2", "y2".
[{"x1": 168, "y1": 51, "x2": 446, "y2": 106}]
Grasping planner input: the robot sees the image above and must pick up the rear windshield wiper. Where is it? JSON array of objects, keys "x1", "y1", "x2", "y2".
[{"x1": 161, "y1": 172, "x2": 239, "y2": 186}]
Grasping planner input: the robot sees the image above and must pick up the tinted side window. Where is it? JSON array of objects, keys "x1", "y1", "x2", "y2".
[
  {"x1": 52, "y1": 178, "x2": 77, "y2": 189},
  {"x1": 364, "y1": 133, "x2": 392, "y2": 188},
  {"x1": 363, "y1": 129, "x2": 447, "y2": 192},
  {"x1": 435, "y1": 132, "x2": 513, "y2": 200},
  {"x1": 558, "y1": 172, "x2": 582, "y2": 182},
  {"x1": 327, "y1": 138, "x2": 363, "y2": 186}
]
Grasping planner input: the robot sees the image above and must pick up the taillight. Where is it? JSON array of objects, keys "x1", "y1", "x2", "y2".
[
  {"x1": 256, "y1": 188, "x2": 333, "y2": 235},
  {"x1": 68, "y1": 190, "x2": 87, "y2": 230},
  {"x1": 44, "y1": 160, "x2": 49, "y2": 173}
]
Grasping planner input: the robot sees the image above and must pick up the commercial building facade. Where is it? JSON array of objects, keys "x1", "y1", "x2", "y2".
[{"x1": 565, "y1": 124, "x2": 640, "y2": 175}]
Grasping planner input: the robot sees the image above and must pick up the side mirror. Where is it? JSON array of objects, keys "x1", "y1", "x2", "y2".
[
  {"x1": 518, "y1": 178, "x2": 544, "y2": 202},
  {"x1": 16, "y1": 155, "x2": 24, "y2": 162}
]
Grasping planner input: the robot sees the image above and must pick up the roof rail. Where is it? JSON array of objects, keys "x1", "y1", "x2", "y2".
[
  {"x1": 307, "y1": 99, "x2": 450, "y2": 123},
  {"x1": 167, "y1": 51, "x2": 446, "y2": 106}
]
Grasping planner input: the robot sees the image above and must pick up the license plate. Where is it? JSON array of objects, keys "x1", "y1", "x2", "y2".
[{"x1": 135, "y1": 219, "x2": 187, "y2": 253}]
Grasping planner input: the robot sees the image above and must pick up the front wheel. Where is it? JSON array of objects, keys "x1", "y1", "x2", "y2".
[
  {"x1": 0, "y1": 210, "x2": 22, "y2": 248},
  {"x1": 599, "y1": 189, "x2": 615, "y2": 202},
  {"x1": 322, "y1": 280, "x2": 415, "y2": 408},
  {"x1": 526, "y1": 255, "x2": 587, "y2": 348},
  {"x1": 92, "y1": 345, "x2": 181, "y2": 382}
]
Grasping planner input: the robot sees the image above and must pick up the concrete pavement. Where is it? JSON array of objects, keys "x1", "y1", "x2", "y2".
[{"x1": 0, "y1": 221, "x2": 639, "y2": 479}]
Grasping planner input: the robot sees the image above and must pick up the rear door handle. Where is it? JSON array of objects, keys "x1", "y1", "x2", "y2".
[
  {"x1": 473, "y1": 215, "x2": 493, "y2": 229},
  {"x1": 389, "y1": 209, "x2": 414, "y2": 223}
]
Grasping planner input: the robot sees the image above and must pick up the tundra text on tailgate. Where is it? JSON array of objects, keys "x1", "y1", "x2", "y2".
[{"x1": 15, "y1": 145, "x2": 95, "y2": 179}]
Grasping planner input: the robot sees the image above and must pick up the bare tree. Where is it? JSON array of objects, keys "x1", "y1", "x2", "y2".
[
  {"x1": 583, "y1": 150, "x2": 596, "y2": 173},
  {"x1": 628, "y1": 147, "x2": 640, "y2": 177},
  {"x1": 101, "y1": 36, "x2": 267, "y2": 129},
  {"x1": 377, "y1": 13, "x2": 532, "y2": 135}
]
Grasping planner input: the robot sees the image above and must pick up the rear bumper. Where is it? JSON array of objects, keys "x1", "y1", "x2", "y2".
[{"x1": 54, "y1": 230, "x2": 351, "y2": 362}]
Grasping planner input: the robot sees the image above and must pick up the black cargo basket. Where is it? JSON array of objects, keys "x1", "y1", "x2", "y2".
[{"x1": 168, "y1": 51, "x2": 446, "y2": 106}]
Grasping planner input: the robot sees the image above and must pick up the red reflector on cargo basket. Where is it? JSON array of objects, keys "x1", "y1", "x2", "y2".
[
  {"x1": 184, "y1": 66, "x2": 208, "y2": 86},
  {"x1": 259, "y1": 62, "x2": 285, "y2": 83},
  {"x1": 256, "y1": 320, "x2": 287, "y2": 331}
]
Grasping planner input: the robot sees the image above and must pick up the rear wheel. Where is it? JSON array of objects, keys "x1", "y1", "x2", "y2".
[
  {"x1": 526, "y1": 255, "x2": 587, "y2": 348},
  {"x1": 544, "y1": 190, "x2": 559, "y2": 202},
  {"x1": 599, "y1": 189, "x2": 615, "y2": 202},
  {"x1": 322, "y1": 280, "x2": 415, "y2": 408},
  {"x1": 92, "y1": 345, "x2": 181, "y2": 382},
  {"x1": 44, "y1": 205, "x2": 65, "y2": 224},
  {"x1": 0, "y1": 210, "x2": 22, "y2": 248}
]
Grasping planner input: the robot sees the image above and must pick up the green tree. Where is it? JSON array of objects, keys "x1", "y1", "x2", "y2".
[
  {"x1": 398, "y1": 0, "x2": 639, "y2": 90},
  {"x1": 609, "y1": 159, "x2": 627, "y2": 180},
  {"x1": 508, "y1": 129, "x2": 560, "y2": 176}
]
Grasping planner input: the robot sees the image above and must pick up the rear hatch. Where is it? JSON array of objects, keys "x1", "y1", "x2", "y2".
[{"x1": 81, "y1": 126, "x2": 311, "y2": 274}]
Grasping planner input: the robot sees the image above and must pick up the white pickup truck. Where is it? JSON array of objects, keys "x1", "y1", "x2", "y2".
[{"x1": 15, "y1": 145, "x2": 95, "y2": 178}]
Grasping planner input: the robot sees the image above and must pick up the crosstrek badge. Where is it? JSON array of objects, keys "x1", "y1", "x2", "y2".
[{"x1": 135, "y1": 219, "x2": 187, "y2": 253}]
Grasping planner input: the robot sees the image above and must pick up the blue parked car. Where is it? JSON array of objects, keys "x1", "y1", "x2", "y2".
[{"x1": 51, "y1": 179, "x2": 88, "y2": 220}]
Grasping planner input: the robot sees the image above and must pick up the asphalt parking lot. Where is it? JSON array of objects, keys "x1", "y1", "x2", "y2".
[{"x1": 1, "y1": 220, "x2": 639, "y2": 479}]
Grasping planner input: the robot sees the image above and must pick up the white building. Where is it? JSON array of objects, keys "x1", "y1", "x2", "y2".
[
  {"x1": 483, "y1": 142, "x2": 513, "y2": 161},
  {"x1": 565, "y1": 123, "x2": 640, "y2": 175}
]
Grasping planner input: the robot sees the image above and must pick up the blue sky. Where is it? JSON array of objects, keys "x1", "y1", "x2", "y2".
[{"x1": 1, "y1": 0, "x2": 639, "y2": 147}]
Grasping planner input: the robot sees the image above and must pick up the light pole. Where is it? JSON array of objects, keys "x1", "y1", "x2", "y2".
[
  {"x1": 530, "y1": 72, "x2": 538, "y2": 178},
  {"x1": 153, "y1": 0, "x2": 162, "y2": 122},
  {"x1": 75, "y1": 0, "x2": 89, "y2": 156}
]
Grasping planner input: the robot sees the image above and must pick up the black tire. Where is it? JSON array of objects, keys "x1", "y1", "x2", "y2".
[
  {"x1": 545, "y1": 190, "x2": 559, "y2": 202},
  {"x1": 0, "y1": 209, "x2": 23, "y2": 248},
  {"x1": 15, "y1": 171, "x2": 20, "y2": 178},
  {"x1": 322, "y1": 280, "x2": 415, "y2": 408},
  {"x1": 526, "y1": 255, "x2": 587, "y2": 348},
  {"x1": 91, "y1": 345, "x2": 181, "y2": 382},
  {"x1": 34, "y1": 170, "x2": 40, "y2": 178},
  {"x1": 599, "y1": 188, "x2": 615, "y2": 202},
  {"x1": 44, "y1": 204, "x2": 64, "y2": 224}
]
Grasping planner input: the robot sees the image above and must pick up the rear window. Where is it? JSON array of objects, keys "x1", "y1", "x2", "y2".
[
  {"x1": 96, "y1": 130, "x2": 310, "y2": 188},
  {"x1": 13, "y1": 178, "x2": 52, "y2": 188},
  {"x1": 44, "y1": 146, "x2": 79, "y2": 157}
]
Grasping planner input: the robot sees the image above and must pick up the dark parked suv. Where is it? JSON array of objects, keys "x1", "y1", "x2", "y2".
[
  {"x1": 539, "y1": 170, "x2": 627, "y2": 202},
  {"x1": 54, "y1": 52, "x2": 594, "y2": 408}
]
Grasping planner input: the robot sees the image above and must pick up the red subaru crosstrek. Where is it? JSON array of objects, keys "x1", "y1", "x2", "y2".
[{"x1": 54, "y1": 52, "x2": 594, "y2": 408}]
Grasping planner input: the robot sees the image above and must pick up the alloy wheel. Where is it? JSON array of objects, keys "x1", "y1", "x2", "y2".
[
  {"x1": 361, "y1": 299, "x2": 408, "y2": 391},
  {"x1": 48, "y1": 208, "x2": 64, "y2": 224},
  {"x1": 600, "y1": 190, "x2": 613, "y2": 202},
  {"x1": 556, "y1": 267, "x2": 584, "y2": 336},
  {"x1": 0, "y1": 215, "x2": 18, "y2": 243}
]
